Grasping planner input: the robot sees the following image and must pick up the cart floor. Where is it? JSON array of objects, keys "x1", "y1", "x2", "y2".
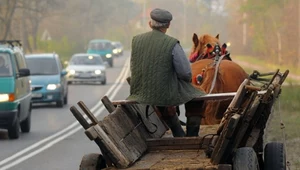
[{"x1": 104, "y1": 125, "x2": 219, "y2": 170}]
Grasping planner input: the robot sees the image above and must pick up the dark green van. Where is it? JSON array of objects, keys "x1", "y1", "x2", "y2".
[
  {"x1": 87, "y1": 39, "x2": 114, "y2": 67},
  {"x1": 0, "y1": 41, "x2": 32, "y2": 139}
]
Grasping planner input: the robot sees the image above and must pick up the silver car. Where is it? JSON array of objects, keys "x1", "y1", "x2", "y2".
[{"x1": 66, "y1": 53, "x2": 106, "y2": 85}]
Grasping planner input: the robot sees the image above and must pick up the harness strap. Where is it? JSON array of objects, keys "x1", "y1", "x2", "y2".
[{"x1": 208, "y1": 55, "x2": 225, "y2": 94}]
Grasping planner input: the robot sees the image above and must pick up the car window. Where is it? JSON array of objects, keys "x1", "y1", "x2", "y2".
[
  {"x1": 26, "y1": 57, "x2": 59, "y2": 75},
  {"x1": 113, "y1": 42, "x2": 122, "y2": 48},
  {"x1": 56, "y1": 55, "x2": 63, "y2": 71},
  {"x1": 15, "y1": 52, "x2": 27, "y2": 69},
  {"x1": 88, "y1": 42, "x2": 112, "y2": 50},
  {"x1": 0, "y1": 53, "x2": 13, "y2": 77},
  {"x1": 69, "y1": 55, "x2": 104, "y2": 65}
]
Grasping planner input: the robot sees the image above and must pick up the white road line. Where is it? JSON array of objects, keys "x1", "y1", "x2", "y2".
[{"x1": 0, "y1": 57, "x2": 130, "y2": 170}]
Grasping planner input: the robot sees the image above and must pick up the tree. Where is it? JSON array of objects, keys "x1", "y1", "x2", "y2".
[{"x1": 0, "y1": 0, "x2": 18, "y2": 40}]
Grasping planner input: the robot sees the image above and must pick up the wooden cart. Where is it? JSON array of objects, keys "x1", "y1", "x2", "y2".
[{"x1": 70, "y1": 69, "x2": 289, "y2": 170}]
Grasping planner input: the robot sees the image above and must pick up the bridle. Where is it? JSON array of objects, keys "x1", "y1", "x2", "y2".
[
  {"x1": 190, "y1": 43, "x2": 231, "y2": 62},
  {"x1": 193, "y1": 43, "x2": 231, "y2": 93}
]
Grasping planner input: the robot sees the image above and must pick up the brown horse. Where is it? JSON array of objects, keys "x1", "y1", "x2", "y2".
[{"x1": 188, "y1": 33, "x2": 248, "y2": 125}]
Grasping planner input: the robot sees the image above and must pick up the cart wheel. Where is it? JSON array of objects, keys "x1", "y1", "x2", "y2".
[
  {"x1": 80, "y1": 153, "x2": 107, "y2": 170},
  {"x1": 233, "y1": 147, "x2": 259, "y2": 170},
  {"x1": 264, "y1": 142, "x2": 286, "y2": 170}
]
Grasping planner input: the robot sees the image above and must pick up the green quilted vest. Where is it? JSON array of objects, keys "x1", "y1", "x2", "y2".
[{"x1": 127, "y1": 30, "x2": 204, "y2": 106}]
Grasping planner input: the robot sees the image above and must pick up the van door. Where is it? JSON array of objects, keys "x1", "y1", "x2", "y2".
[{"x1": 14, "y1": 52, "x2": 31, "y2": 121}]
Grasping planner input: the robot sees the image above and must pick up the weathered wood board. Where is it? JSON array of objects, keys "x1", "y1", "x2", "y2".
[
  {"x1": 104, "y1": 150, "x2": 218, "y2": 170},
  {"x1": 96, "y1": 103, "x2": 168, "y2": 168}
]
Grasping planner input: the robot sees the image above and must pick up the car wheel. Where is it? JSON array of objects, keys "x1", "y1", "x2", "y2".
[
  {"x1": 264, "y1": 142, "x2": 286, "y2": 170},
  {"x1": 56, "y1": 96, "x2": 64, "y2": 108},
  {"x1": 64, "y1": 88, "x2": 68, "y2": 105},
  {"x1": 8, "y1": 116, "x2": 20, "y2": 139},
  {"x1": 20, "y1": 103, "x2": 31, "y2": 133},
  {"x1": 101, "y1": 78, "x2": 106, "y2": 85},
  {"x1": 109, "y1": 61, "x2": 113, "y2": 67},
  {"x1": 233, "y1": 147, "x2": 259, "y2": 170},
  {"x1": 64, "y1": 94, "x2": 68, "y2": 105},
  {"x1": 80, "y1": 153, "x2": 107, "y2": 170}
]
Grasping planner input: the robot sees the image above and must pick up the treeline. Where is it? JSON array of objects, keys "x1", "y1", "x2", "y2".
[
  {"x1": 227, "y1": 0, "x2": 299, "y2": 67},
  {"x1": 0, "y1": 0, "x2": 299, "y2": 67},
  {"x1": 0, "y1": 0, "x2": 142, "y2": 60},
  {"x1": 0, "y1": 0, "x2": 231, "y2": 59}
]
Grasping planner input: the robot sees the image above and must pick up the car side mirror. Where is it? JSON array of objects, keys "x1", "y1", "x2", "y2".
[
  {"x1": 61, "y1": 69, "x2": 67, "y2": 77},
  {"x1": 18, "y1": 68, "x2": 30, "y2": 77}
]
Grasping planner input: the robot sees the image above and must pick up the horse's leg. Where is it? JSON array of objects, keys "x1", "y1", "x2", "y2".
[
  {"x1": 185, "y1": 101, "x2": 204, "y2": 137},
  {"x1": 157, "y1": 106, "x2": 185, "y2": 137}
]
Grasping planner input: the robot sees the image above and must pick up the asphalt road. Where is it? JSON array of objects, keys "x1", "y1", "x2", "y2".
[{"x1": 0, "y1": 51, "x2": 133, "y2": 170}]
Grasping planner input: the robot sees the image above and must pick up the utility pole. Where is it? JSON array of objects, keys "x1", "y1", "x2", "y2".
[
  {"x1": 183, "y1": 0, "x2": 186, "y2": 45},
  {"x1": 298, "y1": 0, "x2": 300, "y2": 67},
  {"x1": 242, "y1": 0, "x2": 247, "y2": 46},
  {"x1": 143, "y1": 0, "x2": 146, "y2": 29}
]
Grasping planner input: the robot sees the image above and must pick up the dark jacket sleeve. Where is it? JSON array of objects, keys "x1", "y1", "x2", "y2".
[{"x1": 172, "y1": 43, "x2": 192, "y2": 82}]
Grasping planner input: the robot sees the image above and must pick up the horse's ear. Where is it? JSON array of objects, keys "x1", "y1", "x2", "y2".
[
  {"x1": 215, "y1": 34, "x2": 219, "y2": 39},
  {"x1": 193, "y1": 33, "x2": 199, "y2": 47}
]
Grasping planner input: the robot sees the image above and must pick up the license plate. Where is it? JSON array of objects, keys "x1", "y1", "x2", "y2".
[
  {"x1": 32, "y1": 93, "x2": 42, "y2": 98},
  {"x1": 47, "y1": 95, "x2": 53, "y2": 100},
  {"x1": 80, "y1": 73, "x2": 90, "y2": 78}
]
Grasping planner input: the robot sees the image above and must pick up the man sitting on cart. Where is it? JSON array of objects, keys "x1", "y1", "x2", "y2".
[{"x1": 127, "y1": 8, "x2": 205, "y2": 137}]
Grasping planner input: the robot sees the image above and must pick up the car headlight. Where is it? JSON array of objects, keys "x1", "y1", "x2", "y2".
[
  {"x1": 69, "y1": 70, "x2": 76, "y2": 75},
  {"x1": 95, "y1": 70, "x2": 101, "y2": 75},
  {"x1": 112, "y1": 49, "x2": 118, "y2": 54},
  {"x1": 47, "y1": 84, "x2": 61, "y2": 90},
  {"x1": 0, "y1": 94, "x2": 15, "y2": 102},
  {"x1": 106, "y1": 54, "x2": 112, "y2": 58}
]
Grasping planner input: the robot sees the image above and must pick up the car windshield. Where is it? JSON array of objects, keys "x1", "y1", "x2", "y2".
[
  {"x1": 69, "y1": 55, "x2": 104, "y2": 65},
  {"x1": 26, "y1": 57, "x2": 59, "y2": 75},
  {"x1": 88, "y1": 42, "x2": 112, "y2": 51},
  {"x1": 112, "y1": 42, "x2": 122, "y2": 48},
  {"x1": 0, "y1": 53, "x2": 13, "y2": 77}
]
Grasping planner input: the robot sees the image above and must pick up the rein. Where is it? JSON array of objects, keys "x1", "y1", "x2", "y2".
[
  {"x1": 209, "y1": 55, "x2": 225, "y2": 94},
  {"x1": 194, "y1": 43, "x2": 228, "y2": 94}
]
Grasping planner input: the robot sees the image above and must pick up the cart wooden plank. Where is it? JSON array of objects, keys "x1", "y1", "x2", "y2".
[
  {"x1": 104, "y1": 150, "x2": 218, "y2": 170},
  {"x1": 100, "y1": 108, "x2": 147, "y2": 163},
  {"x1": 93, "y1": 100, "x2": 168, "y2": 168},
  {"x1": 147, "y1": 136, "x2": 218, "y2": 151},
  {"x1": 111, "y1": 91, "x2": 267, "y2": 106}
]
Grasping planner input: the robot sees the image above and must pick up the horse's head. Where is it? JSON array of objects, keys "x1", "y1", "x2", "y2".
[{"x1": 189, "y1": 33, "x2": 221, "y2": 62}]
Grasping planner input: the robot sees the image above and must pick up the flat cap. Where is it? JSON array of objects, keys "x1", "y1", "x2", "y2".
[{"x1": 150, "y1": 8, "x2": 173, "y2": 23}]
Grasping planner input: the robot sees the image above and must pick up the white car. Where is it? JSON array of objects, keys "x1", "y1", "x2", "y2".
[
  {"x1": 66, "y1": 53, "x2": 106, "y2": 85},
  {"x1": 111, "y1": 41, "x2": 124, "y2": 57}
]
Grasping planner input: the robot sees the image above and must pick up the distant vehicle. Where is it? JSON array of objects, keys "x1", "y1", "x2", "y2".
[
  {"x1": 66, "y1": 53, "x2": 106, "y2": 85},
  {"x1": 87, "y1": 39, "x2": 114, "y2": 67},
  {"x1": 25, "y1": 53, "x2": 68, "y2": 108},
  {"x1": 0, "y1": 40, "x2": 32, "y2": 139},
  {"x1": 111, "y1": 41, "x2": 124, "y2": 57}
]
